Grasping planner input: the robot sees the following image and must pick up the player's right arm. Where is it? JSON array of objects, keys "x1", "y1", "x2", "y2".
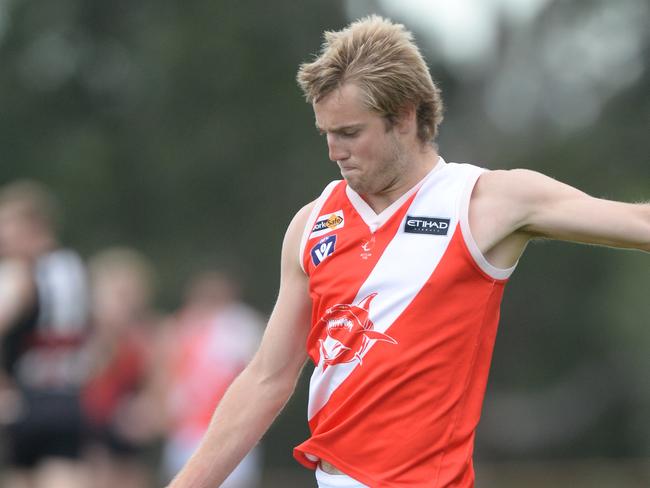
[{"x1": 168, "y1": 202, "x2": 315, "y2": 488}]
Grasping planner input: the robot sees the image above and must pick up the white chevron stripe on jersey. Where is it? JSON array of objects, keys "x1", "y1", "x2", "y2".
[{"x1": 307, "y1": 163, "x2": 480, "y2": 420}]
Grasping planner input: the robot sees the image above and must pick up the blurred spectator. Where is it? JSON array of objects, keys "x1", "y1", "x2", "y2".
[
  {"x1": 81, "y1": 247, "x2": 163, "y2": 488},
  {"x1": 0, "y1": 180, "x2": 90, "y2": 488},
  {"x1": 159, "y1": 270, "x2": 264, "y2": 488}
]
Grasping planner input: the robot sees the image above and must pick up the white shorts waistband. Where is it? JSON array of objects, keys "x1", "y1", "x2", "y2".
[{"x1": 315, "y1": 465, "x2": 369, "y2": 488}]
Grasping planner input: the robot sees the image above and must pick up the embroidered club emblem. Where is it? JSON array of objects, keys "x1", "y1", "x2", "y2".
[{"x1": 360, "y1": 234, "x2": 375, "y2": 260}]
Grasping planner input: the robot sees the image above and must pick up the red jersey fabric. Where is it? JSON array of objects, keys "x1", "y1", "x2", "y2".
[
  {"x1": 82, "y1": 329, "x2": 147, "y2": 426},
  {"x1": 293, "y1": 160, "x2": 516, "y2": 487}
]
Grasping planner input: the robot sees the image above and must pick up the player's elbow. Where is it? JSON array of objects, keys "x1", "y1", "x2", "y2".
[{"x1": 247, "y1": 354, "x2": 303, "y2": 404}]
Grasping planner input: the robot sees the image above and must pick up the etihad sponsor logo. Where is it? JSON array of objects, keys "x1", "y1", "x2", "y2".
[
  {"x1": 311, "y1": 234, "x2": 337, "y2": 266},
  {"x1": 404, "y1": 216, "x2": 450, "y2": 236},
  {"x1": 310, "y1": 210, "x2": 344, "y2": 238}
]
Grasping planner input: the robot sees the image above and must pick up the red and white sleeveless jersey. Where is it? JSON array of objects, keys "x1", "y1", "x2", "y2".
[{"x1": 293, "y1": 159, "x2": 516, "y2": 487}]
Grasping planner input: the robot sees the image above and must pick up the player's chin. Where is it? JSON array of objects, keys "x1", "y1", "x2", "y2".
[{"x1": 342, "y1": 173, "x2": 368, "y2": 193}]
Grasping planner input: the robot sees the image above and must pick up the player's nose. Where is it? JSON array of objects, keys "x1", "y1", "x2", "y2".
[{"x1": 327, "y1": 134, "x2": 349, "y2": 162}]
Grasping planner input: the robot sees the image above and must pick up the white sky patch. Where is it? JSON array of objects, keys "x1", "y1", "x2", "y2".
[
  {"x1": 377, "y1": 0, "x2": 496, "y2": 67},
  {"x1": 375, "y1": 0, "x2": 552, "y2": 69},
  {"x1": 494, "y1": 0, "x2": 551, "y2": 24}
]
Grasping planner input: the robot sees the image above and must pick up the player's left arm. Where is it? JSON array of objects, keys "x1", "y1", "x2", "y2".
[{"x1": 507, "y1": 169, "x2": 650, "y2": 252}]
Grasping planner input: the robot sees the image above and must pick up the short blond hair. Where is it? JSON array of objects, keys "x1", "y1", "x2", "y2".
[
  {"x1": 0, "y1": 179, "x2": 61, "y2": 230},
  {"x1": 297, "y1": 15, "x2": 444, "y2": 143},
  {"x1": 88, "y1": 247, "x2": 154, "y2": 285}
]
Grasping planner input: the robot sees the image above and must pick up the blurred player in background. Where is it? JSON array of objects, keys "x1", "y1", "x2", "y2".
[
  {"x1": 160, "y1": 270, "x2": 264, "y2": 488},
  {"x1": 0, "y1": 180, "x2": 90, "y2": 488},
  {"x1": 82, "y1": 247, "x2": 163, "y2": 488}
]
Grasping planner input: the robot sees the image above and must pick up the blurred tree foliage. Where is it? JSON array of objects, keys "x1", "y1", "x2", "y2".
[{"x1": 0, "y1": 0, "x2": 647, "y2": 469}]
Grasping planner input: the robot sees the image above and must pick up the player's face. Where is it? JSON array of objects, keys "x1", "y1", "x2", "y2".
[
  {"x1": 0, "y1": 205, "x2": 35, "y2": 258},
  {"x1": 313, "y1": 83, "x2": 408, "y2": 196}
]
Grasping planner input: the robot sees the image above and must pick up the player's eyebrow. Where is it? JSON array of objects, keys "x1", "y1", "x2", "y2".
[{"x1": 315, "y1": 123, "x2": 364, "y2": 134}]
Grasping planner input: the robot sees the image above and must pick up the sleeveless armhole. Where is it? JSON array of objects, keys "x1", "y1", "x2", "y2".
[
  {"x1": 458, "y1": 167, "x2": 517, "y2": 280},
  {"x1": 298, "y1": 180, "x2": 342, "y2": 274}
]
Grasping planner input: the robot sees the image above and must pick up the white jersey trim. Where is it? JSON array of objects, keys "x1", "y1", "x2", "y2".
[
  {"x1": 458, "y1": 166, "x2": 517, "y2": 280},
  {"x1": 35, "y1": 249, "x2": 88, "y2": 333},
  {"x1": 315, "y1": 465, "x2": 370, "y2": 488},
  {"x1": 299, "y1": 180, "x2": 341, "y2": 273}
]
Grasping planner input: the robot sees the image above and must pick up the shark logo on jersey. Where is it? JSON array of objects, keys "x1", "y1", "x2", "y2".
[
  {"x1": 311, "y1": 235, "x2": 337, "y2": 266},
  {"x1": 310, "y1": 210, "x2": 344, "y2": 238},
  {"x1": 317, "y1": 293, "x2": 397, "y2": 371}
]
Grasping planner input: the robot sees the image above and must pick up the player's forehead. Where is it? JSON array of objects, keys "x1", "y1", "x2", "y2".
[
  {"x1": 313, "y1": 83, "x2": 377, "y2": 132},
  {"x1": 0, "y1": 202, "x2": 27, "y2": 222}
]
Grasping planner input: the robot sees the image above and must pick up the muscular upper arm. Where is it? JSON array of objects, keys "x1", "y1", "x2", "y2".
[
  {"x1": 246, "y1": 201, "x2": 316, "y2": 392},
  {"x1": 476, "y1": 169, "x2": 650, "y2": 252}
]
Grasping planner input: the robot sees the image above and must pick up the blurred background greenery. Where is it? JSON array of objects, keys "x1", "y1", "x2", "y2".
[{"x1": 1, "y1": 0, "x2": 648, "y2": 485}]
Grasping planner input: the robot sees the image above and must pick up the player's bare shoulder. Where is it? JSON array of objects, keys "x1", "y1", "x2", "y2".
[
  {"x1": 474, "y1": 168, "x2": 543, "y2": 203},
  {"x1": 291, "y1": 201, "x2": 317, "y2": 231},
  {"x1": 469, "y1": 169, "x2": 540, "y2": 268},
  {"x1": 281, "y1": 201, "x2": 317, "y2": 273},
  {"x1": 471, "y1": 169, "x2": 535, "y2": 231},
  {"x1": 285, "y1": 201, "x2": 316, "y2": 245},
  {"x1": 476, "y1": 168, "x2": 579, "y2": 208}
]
